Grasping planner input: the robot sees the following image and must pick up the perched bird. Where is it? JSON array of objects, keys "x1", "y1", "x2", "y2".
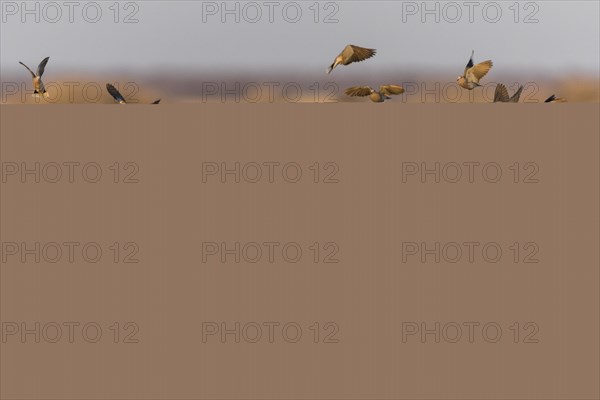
[
  {"x1": 106, "y1": 83, "x2": 160, "y2": 104},
  {"x1": 19, "y1": 57, "x2": 50, "y2": 97},
  {"x1": 345, "y1": 85, "x2": 405, "y2": 103},
  {"x1": 457, "y1": 50, "x2": 493, "y2": 90},
  {"x1": 493, "y1": 83, "x2": 523, "y2": 103},
  {"x1": 327, "y1": 45, "x2": 376, "y2": 74},
  {"x1": 544, "y1": 95, "x2": 566, "y2": 103}
]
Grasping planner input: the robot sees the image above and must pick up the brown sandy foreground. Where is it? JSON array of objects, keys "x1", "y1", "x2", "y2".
[
  {"x1": 1, "y1": 71, "x2": 598, "y2": 104},
  {"x1": 1, "y1": 104, "x2": 598, "y2": 400}
]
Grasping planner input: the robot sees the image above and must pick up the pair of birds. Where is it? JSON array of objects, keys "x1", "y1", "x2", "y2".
[
  {"x1": 331, "y1": 46, "x2": 492, "y2": 102},
  {"x1": 327, "y1": 44, "x2": 406, "y2": 102},
  {"x1": 18, "y1": 57, "x2": 160, "y2": 104}
]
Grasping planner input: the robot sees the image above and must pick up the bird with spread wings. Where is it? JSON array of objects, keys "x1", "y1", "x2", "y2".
[
  {"x1": 345, "y1": 85, "x2": 405, "y2": 103},
  {"x1": 457, "y1": 50, "x2": 493, "y2": 90},
  {"x1": 327, "y1": 44, "x2": 377, "y2": 74},
  {"x1": 19, "y1": 57, "x2": 50, "y2": 97}
]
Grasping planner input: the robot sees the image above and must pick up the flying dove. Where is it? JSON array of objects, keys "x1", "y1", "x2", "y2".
[
  {"x1": 19, "y1": 57, "x2": 50, "y2": 97},
  {"x1": 327, "y1": 45, "x2": 376, "y2": 74},
  {"x1": 345, "y1": 85, "x2": 405, "y2": 103},
  {"x1": 457, "y1": 51, "x2": 493, "y2": 90}
]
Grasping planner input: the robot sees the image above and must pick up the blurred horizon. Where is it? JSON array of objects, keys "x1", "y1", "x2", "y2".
[{"x1": 2, "y1": 70, "x2": 598, "y2": 103}]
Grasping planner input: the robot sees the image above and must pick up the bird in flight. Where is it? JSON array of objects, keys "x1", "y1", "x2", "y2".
[
  {"x1": 327, "y1": 45, "x2": 376, "y2": 74},
  {"x1": 106, "y1": 83, "x2": 126, "y2": 104},
  {"x1": 106, "y1": 83, "x2": 161, "y2": 104},
  {"x1": 345, "y1": 85, "x2": 405, "y2": 103},
  {"x1": 493, "y1": 83, "x2": 523, "y2": 103},
  {"x1": 544, "y1": 94, "x2": 566, "y2": 103},
  {"x1": 457, "y1": 50, "x2": 493, "y2": 90},
  {"x1": 19, "y1": 57, "x2": 50, "y2": 98}
]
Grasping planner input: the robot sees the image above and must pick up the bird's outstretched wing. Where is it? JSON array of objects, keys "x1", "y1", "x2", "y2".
[
  {"x1": 545, "y1": 95, "x2": 566, "y2": 103},
  {"x1": 18, "y1": 61, "x2": 36, "y2": 78},
  {"x1": 509, "y1": 85, "x2": 523, "y2": 103},
  {"x1": 345, "y1": 45, "x2": 377, "y2": 63},
  {"x1": 345, "y1": 86, "x2": 374, "y2": 97},
  {"x1": 152, "y1": 99, "x2": 161, "y2": 104},
  {"x1": 467, "y1": 60, "x2": 493, "y2": 81},
  {"x1": 37, "y1": 57, "x2": 50, "y2": 77},
  {"x1": 464, "y1": 50, "x2": 475, "y2": 75},
  {"x1": 106, "y1": 83, "x2": 126, "y2": 103},
  {"x1": 380, "y1": 85, "x2": 405, "y2": 96},
  {"x1": 494, "y1": 84, "x2": 509, "y2": 102}
]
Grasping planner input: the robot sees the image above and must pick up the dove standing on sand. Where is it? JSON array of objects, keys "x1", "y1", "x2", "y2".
[
  {"x1": 493, "y1": 83, "x2": 523, "y2": 103},
  {"x1": 106, "y1": 83, "x2": 160, "y2": 104},
  {"x1": 345, "y1": 85, "x2": 405, "y2": 103},
  {"x1": 327, "y1": 45, "x2": 376, "y2": 74},
  {"x1": 457, "y1": 50, "x2": 493, "y2": 90},
  {"x1": 19, "y1": 57, "x2": 50, "y2": 97},
  {"x1": 544, "y1": 95, "x2": 566, "y2": 103}
]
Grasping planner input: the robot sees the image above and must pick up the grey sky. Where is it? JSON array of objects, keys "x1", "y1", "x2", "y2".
[{"x1": 1, "y1": 0, "x2": 599, "y2": 75}]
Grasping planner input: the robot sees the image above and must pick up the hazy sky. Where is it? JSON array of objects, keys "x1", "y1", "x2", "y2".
[{"x1": 1, "y1": 0, "x2": 599, "y2": 75}]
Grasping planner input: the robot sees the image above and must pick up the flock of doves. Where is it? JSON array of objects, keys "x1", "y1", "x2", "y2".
[
  {"x1": 19, "y1": 45, "x2": 566, "y2": 104},
  {"x1": 327, "y1": 45, "x2": 566, "y2": 103}
]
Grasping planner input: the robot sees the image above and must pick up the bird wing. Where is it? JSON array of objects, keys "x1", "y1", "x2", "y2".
[
  {"x1": 380, "y1": 85, "x2": 405, "y2": 96},
  {"x1": 345, "y1": 86, "x2": 374, "y2": 97},
  {"x1": 545, "y1": 95, "x2": 566, "y2": 103},
  {"x1": 463, "y1": 50, "x2": 475, "y2": 75},
  {"x1": 18, "y1": 62, "x2": 36, "y2": 78},
  {"x1": 106, "y1": 83, "x2": 126, "y2": 103},
  {"x1": 468, "y1": 60, "x2": 493, "y2": 81},
  {"x1": 509, "y1": 85, "x2": 524, "y2": 103},
  {"x1": 152, "y1": 99, "x2": 161, "y2": 104},
  {"x1": 494, "y1": 84, "x2": 509, "y2": 102},
  {"x1": 37, "y1": 57, "x2": 50, "y2": 77},
  {"x1": 345, "y1": 45, "x2": 376, "y2": 63}
]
